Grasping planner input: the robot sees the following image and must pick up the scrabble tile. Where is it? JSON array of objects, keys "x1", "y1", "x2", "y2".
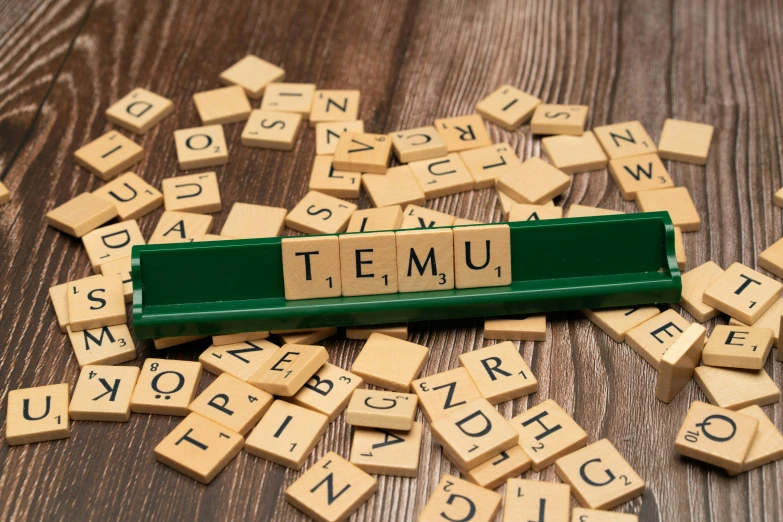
[
  {"x1": 541, "y1": 131, "x2": 608, "y2": 174},
  {"x1": 345, "y1": 205, "x2": 403, "y2": 232},
  {"x1": 625, "y1": 309, "x2": 690, "y2": 370},
  {"x1": 92, "y1": 172, "x2": 163, "y2": 220},
  {"x1": 730, "y1": 404, "x2": 783, "y2": 474},
  {"x1": 503, "y1": 479, "x2": 571, "y2": 522},
  {"x1": 161, "y1": 172, "x2": 221, "y2": 213},
  {"x1": 74, "y1": 131, "x2": 144, "y2": 181},
  {"x1": 703, "y1": 262, "x2": 783, "y2": 324},
  {"x1": 582, "y1": 306, "x2": 660, "y2": 343},
  {"x1": 567, "y1": 205, "x2": 622, "y2": 218},
  {"x1": 275, "y1": 327, "x2": 338, "y2": 345},
  {"x1": 67, "y1": 274, "x2": 126, "y2": 332},
  {"x1": 459, "y1": 143, "x2": 523, "y2": 189},
  {"x1": 249, "y1": 344, "x2": 328, "y2": 396},
  {"x1": 431, "y1": 398, "x2": 518, "y2": 469},
  {"x1": 6, "y1": 383, "x2": 70, "y2": 445},
  {"x1": 285, "y1": 452, "x2": 377, "y2": 522},
  {"x1": 454, "y1": 218, "x2": 482, "y2": 225},
  {"x1": 608, "y1": 153, "x2": 674, "y2": 200},
  {"x1": 702, "y1": 325, "x2": 773, "y2": 370},
  {"x1": 434, "y1": 114, "x2": 493, "y2": 152},
  {"x1": 349, "y1": 422, "x2": 422, "y2": 477},
  {"x1": 555, "y1": 439, "x2": 644, "y2": 510},
  {"x1": 351, "y1": 333, "x2": 428, "y2": 392},
  {"x1": 412, "y1": 367, "x2": 482, "y2": 422},
  {"x1": 154, "y1": 412, "x2": 243, "y2": 484},
  {"x1": 282, "y1": 235, "x2": 342, "y2": 300},
  {"x1": 286, "y1": 191, "x2": 357, "y2": 235},
  {"x1": 658, "y1": 119, "x2": 714, "y2": 165},
  {"x1": 409, "y1": 153, "x2": 474, "y2": 199},
  {"x1": 259, "y1": 82, "x2": 316, "y2": 117},
  {"x1": 730, "y1": 297, "x2": 783, "y2": 347},
  {"x1": 309, "y1": 155, "x2": 361, "y2": 198},
  {"x1": 394, "y1": 228, "x2": 455, "y2": 292},
  {"x1": 202, "y1": 234, "x2": 232, "y2": 241},
  {"x1": 674, "y1": 400, "x2": 758, "y2": 473},
  {"x1": 655, "y1": 323, "x2": 706, "y2": 403},
  {"x1": 362, "y1": 165, "x2": 426, "y2": 208},
  {"x1": 759, "y1": 237, "x2": 783, "y2": 279},
  {"x1": 679, "y1": 261, "x2": 724, "y2": 322},
  {"x1": 105, "y1": 87, "x2": 174, "y2": 134},
  {"x1": 339, "y1": 231, "x2": 398, "y2": 296},
  {"x1": 219, "y1": 55, "x2": 284, "y2": 99},
  {"x1": 310, "y1": 90, "x2": 361, "y2": 127},
  {"x1": 174, "y1": 124, "x2": 228, "y2": 170},
  {"x1": 67, "y1": 323, "x2": 136, "y2": 366},
  {"x1": 484, "y1": 315, "x2": 546, "y2": 341},
  {"x1": 593, "y1": 121, "x2": 656, "y2": 159},
  {"x1": 82, "y1": 220, "x2": 145, "y2": 270},
  {"x1": 244, "y1": 400, "x2": 328, "y2": 469},
  {"x1": 530, "y1": 104, "x2": 589, "y2": 135},
  {"x1": 390, "y1": 126, "x2": 447, "y2": 163},
  {"x1": 419, "y1": 475, "x2": 501, "y2": 522},
  {"x1": 333, "y1": 132, "x2": 392, "y2": 174},
  {"x1": 399, "y1": 204, "x2": 455, "y2": 230},
  {"x1": 674, "y1": 226, "x2": 686, "y2": 270},
  {"x1": 315, "y1": 120, "x2": 364, "y2": 155},
  {"x1": 496, "y1": 187, "x2": 517, "y2": 220},
  {"x1": 572, "y1": 508, "x2": 639, "y2": 522},
  {"x1": 193, "y1": 85, "x2": 251, "y2": 125},
  {"x1": 475, "y1": 85, "x2": 541, "y2": 130},
  {"x1": 188, "y1": 373, "x2": 273, "y2": 435},
  {"x1": 635, "y1": 187, "x2": 701, "y2": 231},
  {"x1": 241, "y1": 109, "x2": 302, "y2": 150},
  {"x1": 496, "y1": 157, "x2": 571, "y2": 205},
  {"x1": 454, "y1": 444, "x2": 532, "y2": 490},
  {"x1": 149, "y1": 210, "x2": 213, "y2": 244},
  {"x1": 453, "y1": 224, "x2": 512, "y2": 289},
  {"x1": 199, "y1": 339, "x2": 279, "y2": 381},
  {"x1": 510, "y1": 399, "x2": 588, "y2": 471},
  {"x1": 221, "y1": 202, "x2": 287, "y2": 238},
  {"x1": 345, "y1": 389, "x2": 417, "y2": 430},
  {"x1": 775, "y1": 187, "x2": 783, "y2": 208},
  {"x1": 290, "y1": 363, "x2": 362, "y2": 421},
  {"x1": 0, "y1": 181, "x2": 9, "y2": 205},
  {"x1": 48, "y1": 283, "x2": 70, "y2": 332},
  {"x1": 212, "y1": 330, "x2": 269, "y2": 346},
  {"x1": 46, "y1": 192, "x2": 117, "y2": 237},
  {"x1": 693, "y1": 366, "x2": 779, "y2": 410},
  {"x1": 459, "y1": 342, "x2": 537, "y2": 404},
  {"x1": 152, "y1": 335, "x2": 208, "y2": 350},
  {"x1": 68, "y1": 365, "x2": 139, "y2": 421},
  {"x1": 345, "y1": 324, "x2": 408, "y2": 340},
  {"x1": 130, "y1": 358, "x2": 202, "y2": 415},
  {"x1": 509, "y1": 203, "x2": 563, "y2": 222}
]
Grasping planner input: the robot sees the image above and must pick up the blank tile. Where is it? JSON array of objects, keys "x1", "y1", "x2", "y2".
[
  {"x1": 241, "y1": 109, "x2": 302, "y2": 150},
  {"x1": 308, "y1": 155, "x2": 361, "y2": 198},
  {"x1": 248, "y1": 344, "x2": 328, "y2": 396},
  {"x1": 362, "y1": 165, "x2": 425, "y2": 208},
  {"x1": 496, "y1": 157, "x2": 570, "y2": 204},
  {"x1": 199, "y1": 339, "x2": 279, "y2": 381},
  {"x1": 655, "y1": 323, "x2": 706, "y2": 403},
  {"x1": 541, "y1": 131, "x2": 608, "y2": 174},
  {"x1": 759, "y1": 237, "x2": 783, "y2": 279},
  {"x1": 49, "y1": 282, "x2": 70, "y2": 332},
  {"x1": 702, "y1": 325, "x2": 774, "y2": 370},
  {"x1": 290, "y1": 362, "x2": 363, "y2": 421},
  {"x1": 346, "y1": 205, "x2": 403, "y2": 232},
  {"x1": 608, "y1": 153, "x2": 674, "y2": 200},
  {"x1": 339, "y1": 232, "x2": 398, "y2": 296},
  {"x1": 409, "y1": 153, "x2": 474, "y2": 199},
  {"x1": 148, "y1": 210, "x2": 213, "y2": 244},
  {"x1": 105, "y1": 87, "x2": 174, "y2": 134},
  {"x1": 434, "y1": 114, "x2": 492, "y2": 152},
  {"x1": 350, "y1": 422, "x2": 422, "y2": 477},
  {"x1": 730, "y1": 405, "x2": 783, "y2": 474},
  {"x1": 419, "y1": 475, "x2": 501, "y2": 522},
  {"x1": 345, "y1": 389, "x2": 417, "y2": 430},
  {"x1": 315, "y1": 120, "x2": 364, "y2": 155},
  {"x1": 310, "y1": 90, "x2": 360, "y2": 127},
  {"x1": 345, "y1": 324, "x2": 408, "y2": 341},
  {"x1": 399, "y1": 204, "x2": 455, "y2": 229},
  {"x1": 6, "y1": 383, "x2": 70, "y2": 445},
  {"x1": 275, "y1": 327, "x2": 338, "y2": 345},
  {"x1": 625, "y1": 309, "x2": 690, "y2": 370},
  {"x1": 582, "y1": 306, "x2": 660, "y2": 343},
  {"x1": 694, "y1": 366, "x2": 779, "y2": 410},
  {"x1": 333, "y1": 132, "x2": 392, "y2": 174},
  {"x1": 484, "y1": 315, "x2": 546, "y2": 341},
  {"x1": 188, "y1": 373, "x2": 273, "y2": 435},
  {"x1": 162, "y1": 172, "x2": 221, "y2": 213},
  {"x1": 674, "y1": 226, "x2": 687, "y2": 271},
  {"x1": 391, "y1": 126, "x2": 447, "y2": 163},
  {"x1": 69, "y1": 365, "x2": 139, "y2": 421},
  {"x1": 174, "y1": 124, "x2": 228, "y2": 170},
  {"x1": 92, "y1": 172, "x2": 163, "y2": 220},
  {"x1": 74, "y1": 131, "x2": 144, "y2": 181},
  {"x1": 260, "y1": 83, "x2": 316, "y2": 117},
  {"x1": 509, "y1": 203, "x2": 563, "y2": 222},
  {"x1": 593, "y1": 121, "x2": 656, "y2": 159},
  {"x1": 453, "y1": 224, "x2": 512, "y2": 289},
  {"x1": 46, "y1": 192, "x2": 117, "y2": 237},
  {"x1": 82, "y1": 220, "x2": 145, "y2": 271},
  {"x1": 351, "y1": 333, "x2": 429, "y2": 392},
  {"x1": 282, "y1": 235, "x2": 342, "y2": 300},
  {"x1": 567, "y1": 205, "x2": 622, "y2": 218},
  {"x1": 193, "y1": 85, "x2": 251, "y2": 125},
  {"x1": 411, "y1": 367, "x2": 482, "y2": 422},
  {"x1": 459, "y1": 143, "x2": 523, "y2": 189},
  {"x1": 635, "y1": 187, "x2": 701, "y2": 231},
  {"x1": 658, "y1": 119, "x2": 714, "y2": 165},
  {"x1": 679, "y1": 261, "x2": 724, "y2": 322},
  {"x1": 530, "y1": 104, "x2": 588, "y2": 135},
  {"x1": 459, "y1": 342, "x2": 537, "y2": 404},
  {"x1": 219, "y1": 55, "x2": 284, "y2": 99},
  {"x1": 503, "y1": 479, "x2": 571, "y2": 522},
  {"x1": 67, "y1": 323, "x2": 136, "y2": 367},
  {"x1": 703, "y1": 262, "x2": 783, "y2": 324},
  {"x1": 285, "y1": 191, "x2": 357, "y2": 235},
  {"x1": 67, "y1": 274, "x2": 126, "y2": 332},
  {"x1": 510, "y1": 399, "x2": 588, "y2": 471},
  {"x1": 475, "y1": 85, "x2": 541, "y2": 130},
  {"x1": 130, "y1": 358, "x2": 202, "y2": 415},
  {"x1": 221, "y1": 202, "x2": 287, "y2": 238}
]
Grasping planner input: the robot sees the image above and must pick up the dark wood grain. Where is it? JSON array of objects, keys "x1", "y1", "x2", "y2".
[{"x1": 1, "y1": 0, "x2": 782, "y2": 520}]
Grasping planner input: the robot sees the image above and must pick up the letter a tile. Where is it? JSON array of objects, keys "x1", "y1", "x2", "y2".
[
  {"x1": 148, "y1": 210, "x2": 213, "y2": 244},
  {"x1": 349, "y1": 422, "x2": 423, "y2": 477}
]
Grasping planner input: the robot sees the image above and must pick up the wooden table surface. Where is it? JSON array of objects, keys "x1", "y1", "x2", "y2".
[{"x1": 1, "y1": 0, "x2": 782, "y2": 520}]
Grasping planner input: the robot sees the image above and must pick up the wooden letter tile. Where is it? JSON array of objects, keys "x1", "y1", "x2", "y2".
[
  {"x1": 496, "y1": 156, "x2": 571, "y2": 204},
  {"x1": 46, "y1": 192, "x2": 117, "y2": 237},
  {"x1": 679, "y1": 261, "x2": 724, "y2": 322},
  {"x1": 69, "y1": 365, "x2": 139, "y2": 421},
  {"x1": 282, "y1": 235, "x2": 342, "y2": 300},
  {"x1": 694, "y1": 366, "x2": 779, "y2": 410},
  {"x1": 503, "y1": 479, "x2": 571, "y2": 522},
  {"x1": 346, "y1": 205, "x2": 403, "y2": 232},
  {"x1": 349, "y1": 422, "x2": 422, "y2": 477},
  {"x1": 400, "y1": 204, "x2": 456, "y2": 230},
  {"x1": 174, "y1": 124, "x2": 228, "y2": 170},
  {"x1": 582, "y1": 306, "x2": 661, "y2": 343},
  {"x1": 199, "y1": 339, "x2": 279, "y2": 381},
  {"x1": 212, "y1": 331, "x2": 269, "y2": 346},
  {"x1": 221, "y1": 202, "x2": 287, "y2": 238},
  {"x1": 453, "y1": 224, "x2": 512, "y2": 289},
  {"x1": 484, "y1": 315, "x2": 546, "y2": 342},
  {"x1": 339, "y1": 231, "x2": 398, "y2": 296},
  {"x1": 130, "y1": 358, "x2": 202, "y2": 415},
  {"x1": 162, "y1": 171, "x2": 221, "y2": 213},
  {"x1": 275, "y1": 328, "x2": 338, "y2": 345},
  {"x1": 730, "y1": 297, "x2": 783, "y2": 348},
  {"x1": 635, "y1": 187, "x2": 701, "y2": 232},
  {"x1": 593, "y1": 121, "x2": 656, "y2": 159},
  {"x1": 316, "y1": 120, "x2": 364, "y2": 155},
  {"x1": 74, "y1": 131, "x2": 144, "y2": 181},
  {"x1": 541, "y1": 131, "x2": 608, "y2": 174},
  {"x1": 188, "y1": 373, "x2": 273, "y2": 435},
  {"x1": 0, "y1": 181, "x2": 8, "y2": 205},
  {"x1": 703, "y1": 262, "x2": 783, "y2": 324},
  {"x1": 241, "y1": 109, "x2": 302, "y2": 150},
  {"x1": 703, "y1": 325, "x2": 773, "y2": 370},
  {"x1": 419, "y1": 475, "x2": 501, "y2": 522},
  {"x1": 362, "y1": 165, "x2": 425, "y2": 208},
  {"x1": 290, "y1": 362, "x2": 362, "y2": 421},
  {"x1": 91, "y1": 257, "x2": 131, "y2": 302},
  {"x1": 6, "y1": 383, "x2": 70, "y2": 445},
  {"x1": 351, "y1": 333, "x2": 429, "y2": 392},
  {"x1": 49, "y1": 283, "x2": 70, "y2": 332},
  {"x1": 759, "y1": 236, "x2": 783, "y2": 279},
  {"x1": 730, "y1": 404, "x2": 783, "y2": 474},
  {"x1": 409, "y1": 153, "x2": 474, "y2": 199},
  {"x1": 105, "y1": 87, "x2": 174, "y2": 134},
  {"x1": 475, "y1": 85, "x2": 541, "y2": 130},
  {"x1": 459, "y1": 143, "x2": 523, "y2": 189},
  {"x1": 345, "y1": 324, "x2": 408, "y2": 340},
  {"x1": 412, "y1": 367, "x2": 482, "y2": 422},
  {"x1": 333, "y1": 132, "x2": 392, "y2": 174},
  {"x1": 457, "y1": 444, "x2": 532, "y2": 490},
  {"x1": 625, "y1": 309, "x2": 691, "y2": 369},
  {"x1": 310, "y1": 90, "x2": 360, "y2": 127},
  {"x1": 219, "y1": 55, "x2": 284, "y2": 99},
  {"x1": 509, "y1": 203, "x2": 563, "y2": 222},
  {"x1": 459, "y1": 342, "x2": 537, "y2": 404},
  {"x1": 82, "y1": 220, "x2": 145, "y2": 270},
  {"x1": 345, "y1": 389, "x2": 417, "y2": 430},
  {"x1": 674, "y1": 226, "x2": 686, "y2": 270},
  {"x1": 608, "y1": 153, "x2": 674, "y2": 200},
  {"x1": 395, "y1": 228, "x2": 455, "y2": 292},
  {"x1": 510, "y1": 399, "x2": 588, "y2": 471},
  {"x1": 567, "y1": 205, "x2": 622, "y2": 218},
  {"x1": 67, "y1": 274, "x2": 126, "y2": 331},
  {"x1": 658, "y1": 119, "x2": 714, "y2": 165},
  {"x1": 193, "y1": 85, "x2": 251, "y2": 125},
  {"x1": 655, "y1": 323, "x2": 706, "y2": 403},
  {"x1": 67, "y1": 323, "x2": 136, "y2": 366},
  {"x1": 530, "y1": 104, "x2": 589, "y2": 135},
  {"x1": 152, "y1": 335, "x2": 207, "y2": 350},
  {"x1": 309, "y1": 155, "x2": 361, "y2": 198},
  {"x1": 572, "y1": 508, "x2": 639, "y2": 522},
  {"x1": 92, "y1": 172, "x2": 163, "y2": 220},
  {"x1": 249, "y1": 344, "x2": 328, "y2": 396},
  {"x1": 391, "y1": 126, "x2": 447, "y2": 163},
  {"x1": 149, "y1": 210, "x2": 213, "y2": 244},
  {"x1": 259, "y1": 82, "x2": 316, "y2": 117},
  {"x1": 434, "y1": 114, "x2": 492, "y2": 152},
  {"x1": 286, "y1": 190, "x2": 357, "y2": 235}
]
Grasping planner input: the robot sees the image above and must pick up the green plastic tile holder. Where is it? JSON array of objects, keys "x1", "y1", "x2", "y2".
[{"x1": 131, "y1": 211, "x2": 681, "y2": 340}]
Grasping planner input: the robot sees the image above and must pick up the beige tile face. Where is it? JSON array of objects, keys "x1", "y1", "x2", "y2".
[
  {"x1": 625, "y1": 309, "x2": 691, "y2": 369},
  {"x1": 148, "y1": 210, "x2": 213, "y2": 244},
  {"x1": 496, "y1": 156, "x2": 570, "y2": 204},
  {"x1": 409, "y1": 153, "x2": 474, "y2": 199},
  {"x1": 290, "y1": 362, "x2": 362, "y2": 421},
  {"x1": 509, "y1": 203, "x2": 563, "y2": 222},
  {"x1": 503, "y1": 478, "x2": 571, "y2": 522},
  {"x1": 82, "y1": 220, "x2": 145, "y2": 270},
  {"x1": 567, "y1": 205, "x2": 622, "y2": 218},
  {"x1": 6, "y1": 383, "x2": 70, "y2": 446},
  {"x1": 67, "y1": 274, "x2": 126, "y2": 332},
  {"x1": 49, "y1": 283, "x2": 70, "y2": 332},
  {"x1": 310, "y1": 90, "x2": 360, "y2": 127},
  {"x1": 46, "y1": 192, "x2": 117, "y2": 238},
  {"x1": 74, "y1": 131, "x2": 144, "y2": 181},
  {"x1": 530, "y1": 104, "x2": 589, "y2": 135},
  {"x1": 67, "y1": 323, "x2": 136, "y2": 366},
  {"x1": 395, "y1": 228, "x2": 455, "y2": 292},
  {"x1": 419, "y1": 475, "x2": 501, "y2": 522},
  {"x1": 593, "y1": 121, "x2": 656, "y2": 159},
  {"x1": 221, "y1": 202, "x2": 287, "y2": 238},
  {"x1": 345, "y1": 324, "x2": 408, "y2": 340},
  {"x1": 130, "y1": 358, "x2": 202, "y2": 415},
  {"x1": 434, "y1": 114, "x2": 493, "y2": 152},
  {"x1": 674, "y1": 400, "x2": 758, "y2": 473},
  {"x1": 345, "y1": 389, "x2": 417, "y2": 430},
  {"x1": 484, "y1": 315, "x2": 546, "y2": 342},
  {"x1": 285, "y1": 452, "x2": 377, "y2": 522},
  {"x1": 541, "y1": 131, "x2": 608, "y2": 174},
  {"x1": 152, "y1": 335, "x2": 207, "y2": 350},
  {"x1": 259, "y1": 83, "x2": 316, "y2": 116},
  {"x1": 390, "y1": 126, "x2": 447, "y2": 163},
  {"x1": 351, "y1": 333, "x2": 429, "y2": 392},
  {"x1": 655, "y1": 323, "x2": 706, "y2": 403},
  {"x1": 608, "y1": 153, "x2": 674, "y2": 200},
  {"x1": 0, "y1": 181, "x2": 9, "y2": 205},
  {"x1": 702, "y1": 325, "x2": 774, "y2": 370},
  {"x1": 162, "y1": 172, "x2": 221, "y2": 213},
  {"x1": 635, "y1": 187, "x2": 701, "y2": 232},
  {"x1": 349, "y1": 422, "x2": 422, "y2": 477},
  {"x1": 400, "y1": 204, "x2": 456, "y2": 230},
  {"x1": 333, "y1": 132, "x2": 392, "y2": 174},
  {"x1": 105, "y1": 88, "x2": 174, "y2": 134},
  {"x1": 199, "y1": 339, "x2": 279, "y2": 381},
  {"x1": 475, "y1": 85, "x2": 541, "y2": 130},
  {"x1": 339, "y1": 231, "x2": 398, "y2": 296},
  {"x1": 219, "y1": 55, "x2": 284, "y2": 99},
  {"x1": 241, "y1": 110, "x2": 302, "y2": 151},
  {"x1": 412, "y1": 367, "x2": 482, "y2": 422},
  {"x1": 729, "y1": 297, "x2": 783, "y2": 348},
  {"x1": 679, "y1": 261, "x2": 724, "y2": 322},
  {"x1": 731, "y1": 405, "x2": 783, "y2": 474},
  {"x1": 69, "y1": 365, "x2": 139, "y2": 421},
  {"x1": 275, "y1": 327, "x2": 337, "y2": 345},
  {"x1": 346, "y1": 206, "x2": 403, "y2": 232},
  {"x1": 285, "y1": 191, "x2": 357, "y2": 235},
  {"x1": 459, "y1": 342, "x2": 537, "y2": 404},
  {"x1": 315, "y1": 120, "x2": 364, "y2": 155},
  {"x1": 496, "y1": 187, "x2": 517, "y2": 220},
  {"x1": 674, "y1": 226, "x2": 686, "y2": 270},
  {"x1": 244, "y1": 400, "x2": 328, "y2": 469},
  {"x1": 453, "y1": 224, "x2": 512, "y2": 289},
  {"x1": 212, "y1": 331, "x2": 269, "y2": 346},
  {"x1": 582, "y1": 306, "x2": 660, "y2": 343},
  {"x1": 555, "y1": 438, "x2": 644, "y2": 510},
  {"x1": 282, "y1": 236, "x2": 342, "y2": 300},
  {"x1": 459, "y1": 143, "x2": 523, "y2": 189},
  {"x1": 454, "y1": 217, "x2": 482, "y2": 225},
  {"x1": 362, "y1": 165, "x2": 425, "y2": 208},
  {"x1": 430, "y1": 398, "x2": 519, "y2": 469},
  {"x1": 173, "y1": 125, "x2": 228, "y2": 170},
  {"x1": 154, "y1": 412, "x2": 243, "y2": 484},
  {"x1": 249, "y1": 344, "x2": 328, "y2": 396},
  {"x1": 703, "y1": 262, "x2": 783, "y2": 324},
  {"x1": 658, "y1": 119, "x2": 714, "y2": 165},
  {"x1": 457, "y1": 444, "x2": 532, "y2": 490},
  {"x1": 92, "y1": 172, "x2": 163, "y2": 220},
  {"x1": 572, "y1": 507, "x2": 639, "y2": 521},
  {"x1": 309, "y1": 155, "x2": 360, "y2": 198},
  {"x1": 693, "y1": 366, "x2": 780, "y2": 410},
  {"x1": 193, "y1": 85, "x2": 251, "y2": 125},
  {"x1": 759, "y1": 237, "x2": 783, "y2": 279},
  {"x1": 510, "y1": 399, "x2": 588, "y2": 471},
  {"x1": 188, "y1": 373, "x2": 273, "y2": 435}
]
